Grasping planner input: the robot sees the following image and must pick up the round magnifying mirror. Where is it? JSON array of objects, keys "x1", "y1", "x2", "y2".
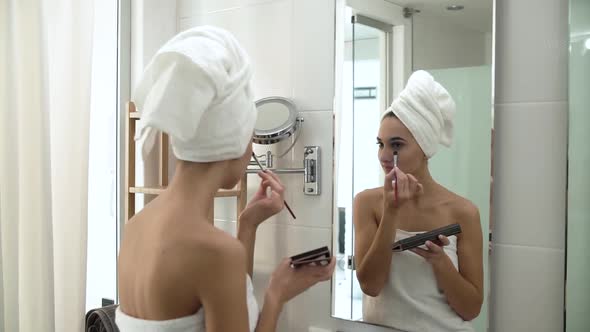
[{"x1": 253, "y1": 97, "x2": 300, "y2": 145}]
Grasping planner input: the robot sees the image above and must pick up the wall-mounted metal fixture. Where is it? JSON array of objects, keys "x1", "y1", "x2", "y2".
[
  {"x1": 303, "y1": 146, "x2": 320, "y2": 195},
  {"x1": 354, "y1": 86, "x2": 377, "y2": 99},
  {"x1": 446, "y1": 5, "x2": 464, "y2": 11},
  {"x1": 246, "y1": 146, "x2": 320, "y2": 196},
  {"x1": 403, "y1": 7, "x2": 421, "y2": 18},
  {"x1": 249, "y1": 150, "x2": 274, "y2": 168}
]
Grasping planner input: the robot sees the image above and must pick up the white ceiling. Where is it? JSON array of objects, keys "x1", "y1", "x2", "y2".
[
  {"x1": 344, "y1": 0, "x2": 493, "y2": 42},
  {"x1": 384, "y1": 0, "x2": 493, "y2": 33}
]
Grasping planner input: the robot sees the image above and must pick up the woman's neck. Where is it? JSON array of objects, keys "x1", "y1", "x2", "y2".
[
  {"x1": 410, "y1": 163, "x2": 439, "y2": 195},
  {"x1": 163, "y1": 160, "x2": 228, "y2": 222}
]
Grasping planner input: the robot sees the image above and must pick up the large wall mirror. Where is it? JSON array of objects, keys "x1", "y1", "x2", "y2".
[{"x1": 331, "y1": 0, "x2": 494, "y2": 330}]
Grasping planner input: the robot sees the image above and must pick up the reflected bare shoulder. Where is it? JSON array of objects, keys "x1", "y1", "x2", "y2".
[
  {"x1": 355, "y1": 187, "x2": 383, "y2": 203},
  {"x1": 354, "y1": 187, "x2": 383, "y2": 221},
  {"x1": 448, "y1": 194, "x2": 479, "y2": 224}
]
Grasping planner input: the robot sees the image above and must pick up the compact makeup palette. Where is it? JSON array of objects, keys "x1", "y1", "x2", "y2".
[
  {"x1": 392, "y1": 224, "x2": 462, "y2": 252},
  {"x1": 290, "y1": 246, "x2": 331, "y2": 268}
]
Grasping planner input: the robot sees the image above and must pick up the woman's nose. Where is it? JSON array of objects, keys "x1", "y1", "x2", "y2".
[{"x1": 379, "y1": 150, "x2": 392, "y2": 163}]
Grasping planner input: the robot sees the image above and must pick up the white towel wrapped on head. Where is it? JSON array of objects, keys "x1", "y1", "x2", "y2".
[
  {"x1": 384, "y1": 70, "x2": 456, "y2": 158},
  {"x1": 133, "y1": 25, "x2": 257, "y2": 163}
]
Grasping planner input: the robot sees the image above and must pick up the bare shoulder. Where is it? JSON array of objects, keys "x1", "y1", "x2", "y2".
[
  {"x1": 443, "y1": 193, "x2": 482, "y2": 239},
  {"x1": 353, "y1": 187, "x2": 382, "y2": 228},
  {"x1": 189, "y1": 228, "x2": 246, "y2": 267},
  {"x1": 354, "y1": 187, "x2": 383, "y2": 203},
  {"x1": 177, "y1": 227, "x2": 247, "y2": 284},
  {"x1": 442, "y1": 190, "x2": 480, "y2": 226}
]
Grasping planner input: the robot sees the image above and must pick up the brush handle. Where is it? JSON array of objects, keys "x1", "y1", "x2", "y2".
[
  {"x1": 393, "y1": 170, "x2": 398, "y2": 205},
  {"x1": 393, "y1": 153, "x2": 398, "y2": 205},
  {"x1": 252, "y1": 152, "x2": 296, "y2": 219}
]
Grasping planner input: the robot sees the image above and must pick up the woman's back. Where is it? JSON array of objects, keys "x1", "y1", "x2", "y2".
[
  {"x1": 117, "y1": 194, "x2": 260, "y2": 331},
  {"x1": 118, "y1": 195, "x2": 241, "y2": 320}
]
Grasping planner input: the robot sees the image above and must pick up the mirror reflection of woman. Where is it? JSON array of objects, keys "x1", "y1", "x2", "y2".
[{"x1": 354, "y1": 71, "x2": 484, "y2": 332}]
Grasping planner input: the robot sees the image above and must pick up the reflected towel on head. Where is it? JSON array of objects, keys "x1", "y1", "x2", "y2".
[
  {"x1": 384, "y1": 70, "x2": 456, "y2": 158},
  {"x1": 133, "y1": 25, "x2": 257, "y2": 162}
]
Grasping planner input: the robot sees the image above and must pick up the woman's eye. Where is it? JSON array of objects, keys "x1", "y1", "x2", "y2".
[
  {"x1": 391, "y1": 142, "x2": 403, "y2": 149},
  {"x1": 376, "y1": 142, "x2": 384, "y2": 148}
]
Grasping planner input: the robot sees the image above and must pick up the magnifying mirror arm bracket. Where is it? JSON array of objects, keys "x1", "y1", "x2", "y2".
[
  {"x1": 249, "y1": 151, "x2": 274, "y2": 168},
  {"x1": 246, "y1": 146, "x2": 320, "y2": 196}
]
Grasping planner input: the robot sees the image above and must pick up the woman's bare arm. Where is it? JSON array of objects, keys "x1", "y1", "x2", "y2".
[
  {"x1": 198, "y1": 240, "x2": 284, "y2": 332},
  {"x1": 199, "y1": 241, "x2": 251, "y2": 332},
  {"x1": 411, "y1": 204, "x2": 484, "y2": 321},
  {"x1": 433, "y1": 206, "x2": 484, "y2": 320},
  {"x1": 353, "y1": 190, "x2": 399, "y2": 296}
]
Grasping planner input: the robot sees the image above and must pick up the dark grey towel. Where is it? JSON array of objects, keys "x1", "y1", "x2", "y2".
[{"x1": 85, "y1": 304, "x2": 119, "y2": 332}]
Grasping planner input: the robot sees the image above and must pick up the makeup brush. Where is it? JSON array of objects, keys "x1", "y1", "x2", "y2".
[
  {"x1": 393, "y1": 151, "x2": 399, "y2": 204},
  {"x1": 251, "y1": 152, "x2": 297, "y2": 219}
]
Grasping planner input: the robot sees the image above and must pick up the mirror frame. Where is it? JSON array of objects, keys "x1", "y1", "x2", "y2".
[
  {"x1": 330, "y1": 0, "x2": 495, "y2": 329},
  {"x1": 252, "y1": 96, "x2": 300, "y2": 145}
]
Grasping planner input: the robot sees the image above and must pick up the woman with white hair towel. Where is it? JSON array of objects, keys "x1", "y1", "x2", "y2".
[
  {"x1": 115, "y1": 26, "x2": 335, "y2": 332},
  {"x1": 354, "y1": 70, "x2": 484, "y2": 332}
]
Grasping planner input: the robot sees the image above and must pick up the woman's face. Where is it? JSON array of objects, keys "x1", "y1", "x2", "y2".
[
  {"x1": 377, "y1": 116, "x2": 426, "y2": 174},
  {"x1": 222, "y1": 140, "x2": 253, "y2": 189}
]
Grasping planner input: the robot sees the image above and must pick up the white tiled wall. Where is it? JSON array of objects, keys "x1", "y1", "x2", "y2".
[
  {"x1": 491, "y1": 245, "x2": 565, "y2": 332},
  {"x1": 491, "y1": 0, "x2": 568, "y2": 331},
  {"x1": 494, "y1": 0, "x2": 568, "y2": 104},
  {"x1": 177, "y1": 0, "x2": 335, "y2": 111}
]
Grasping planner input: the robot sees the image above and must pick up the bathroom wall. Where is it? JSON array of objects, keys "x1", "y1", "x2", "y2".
[
  {"x1": 491, "y1": 0, "x2": 568, "y2": 331},
  {"x1": 413, "y1": 15, "x2": 489, "y2": 70},
  {"x1": 566, "y1": 0, "x2": 590, "y2": 329}
]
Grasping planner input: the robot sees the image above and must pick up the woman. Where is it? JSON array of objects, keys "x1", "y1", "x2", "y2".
[
  {"x1": 116, "y1": 26, "x2": 335, "y2": 332},
  {"x1": 354, "y1": 71, "x2": 483, "y2": 332}
]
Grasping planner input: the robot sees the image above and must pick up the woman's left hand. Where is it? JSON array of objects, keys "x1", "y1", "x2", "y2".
[
  {"x1": 411, "y1": 235, "x2": 451, "y2": 266},
  {"x1": 239, "y1": 171, "x2": 285, "y2": 228}
]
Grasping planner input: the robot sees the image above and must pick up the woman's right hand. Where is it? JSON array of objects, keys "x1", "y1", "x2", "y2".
[
  {"x1": 239, "y1": 171, "x2": 285, "y2": 228},
  {"x1": 383, "y1": 167, "x2": 423, "y2": 210},
  {"x1": 265, "y1": 256, "x2": 336, "y2": 305}
]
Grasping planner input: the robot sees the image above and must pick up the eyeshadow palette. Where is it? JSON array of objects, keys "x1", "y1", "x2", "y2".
[
  {"x1": 290, "y1": 246, "x2": 331, "y2": 268},
  {"x1": 392, "y1": 224, "x2": 462, "y2": 252}
]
